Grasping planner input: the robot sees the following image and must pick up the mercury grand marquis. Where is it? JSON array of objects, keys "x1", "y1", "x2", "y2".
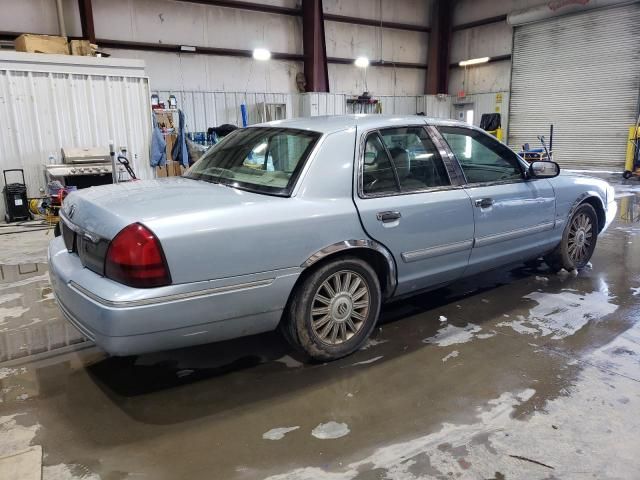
[{"x1": 49, "y1": 115, "x2": 617, "y2": 361}]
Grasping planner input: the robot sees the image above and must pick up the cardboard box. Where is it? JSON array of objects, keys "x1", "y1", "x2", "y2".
[
  {"x1": 156, "y1": 161, "x2": 185, "y2": 178},
  {"x1": 69, "y1": 39, "x2": 97, "y2": 56},
  {"x1": 15, "y1": 34, "x2": 69, "y2": 55}
]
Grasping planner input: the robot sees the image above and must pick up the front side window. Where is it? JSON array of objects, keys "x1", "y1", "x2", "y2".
[
  {"x1": 438, "y1": 126, "x2": 523, "y2": 184},
  {"x1": 185, "y1": 127, "x2": 321, "y2": 196}
]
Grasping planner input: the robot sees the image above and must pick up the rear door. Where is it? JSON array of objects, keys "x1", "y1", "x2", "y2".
[
  {"x1": 435, "y1": 126, "x2": 557, "y2": 275},
  {"x1": 353, "y1": 125, "x2": 475, "y2": 296}
]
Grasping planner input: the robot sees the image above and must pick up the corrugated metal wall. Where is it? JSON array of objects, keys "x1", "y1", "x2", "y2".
[
  {"x1": 451, "y1": 91, "x2": 511, "y2": 139},
  {"x1": 298, "y1": 93, "x2": 453, "y2": 119},
  {"x1": 154, "y1": 91, "x2": 454, "y2": 132},
  {"x1": 417, "y1": 95, "x2": 453, "y2": 119},
  {"x1": 0, "y1": 57, "x2": 153, "y2": 218},
  {"x1": 154, "y1": 90, "x2": 298, "y2": 131}
]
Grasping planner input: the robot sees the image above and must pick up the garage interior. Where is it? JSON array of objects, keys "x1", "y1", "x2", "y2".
[{"x1": 0, "y1": 0, "x2": 639, "y2": 479}]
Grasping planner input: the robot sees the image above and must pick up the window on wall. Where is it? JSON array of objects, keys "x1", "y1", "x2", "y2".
[
  {"x1": 361, "y1": 127, "x2": 450, "y2": 196},
  {"x1": 438, "y1": 126, "x2": 523, "y2": 184}
]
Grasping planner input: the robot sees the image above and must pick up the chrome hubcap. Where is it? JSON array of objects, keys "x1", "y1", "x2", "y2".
[
  {"x1": 311, "y1": 270, "x2": 370, "y2": 345},
  {"x1": 568, "y1": 212, "x2": 593, "y2": 264}
]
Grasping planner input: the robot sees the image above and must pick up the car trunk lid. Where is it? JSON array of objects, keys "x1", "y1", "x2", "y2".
[{"x1": 60, "y1": 177, "x2": 271, "y2": 276}]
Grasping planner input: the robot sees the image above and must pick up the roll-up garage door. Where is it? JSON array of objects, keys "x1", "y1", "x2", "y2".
[{"x1": 508, "y1": 3, "x2": 640, "y2": 171}]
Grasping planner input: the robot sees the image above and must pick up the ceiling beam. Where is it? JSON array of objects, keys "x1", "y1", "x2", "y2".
[
  {"x1": 173, "y1": 0, "x2": 429, "y2": 33},
  {"x1": 173, "y1": 0, "x2": 300, "y2": 16},
  {"x1": 323, "y1": 13, "x2": 430, "y2": 32},
  {"x1": 452, "y1": 14, "x2": 508, "y2": 31}
]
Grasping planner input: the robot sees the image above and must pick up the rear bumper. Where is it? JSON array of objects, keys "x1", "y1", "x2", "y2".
[{"x1": 48, "y1": 236, "x2": 299, "y2": 356}]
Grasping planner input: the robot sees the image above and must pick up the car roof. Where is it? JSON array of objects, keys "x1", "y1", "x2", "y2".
[{"x1": 254, "y1": 114, "x2": 470, "y2": 134}]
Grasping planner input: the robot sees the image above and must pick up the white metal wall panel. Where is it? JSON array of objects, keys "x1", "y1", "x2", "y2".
[
  {"x1": 417, "y1": 95, "x2": 453, "y2": 119},
  {"x1": 155, "y1": 90, "x2": 300, "y2": 130},
  {"x1": 157, "y1": 92, "x2": 456, "y2": 130},
  {"x1": 508, "y1": 3, "x2": 640, "y2": 170},
  {"x1": 468, "y1": 92, "x2": 510, "y2": 138},
  {"x1": 0, "y1": 57, "x2": 153, "y2": 218}
]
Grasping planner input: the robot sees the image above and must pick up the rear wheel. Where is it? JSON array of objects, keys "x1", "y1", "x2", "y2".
[
  {"x1": 623, "y1": 170, "x2": 633, "y2": 179},
  {"x1": 281, "y1": 257, "x2": 381, "y2": 361},
  {"x1": 545, "y1": 203, "x2": 598, "y2": 272}
]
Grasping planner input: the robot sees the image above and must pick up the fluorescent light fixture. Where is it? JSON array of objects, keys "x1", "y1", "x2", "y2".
[
  {"x1": 180, "y1": 45, "x2": 196, "y2": 52},
  {"x1": 354, "y1": 56, "x2": 370, "y2": 68},
  {"x1": 459, "y1": 57, "x2": 490, "y2": 67},
  {"x1": 253, "y1": 48, "x2": 271, "y2": 61},
  {"x1": 414, "y1": 153, "x2": 434, "y2": 159}
]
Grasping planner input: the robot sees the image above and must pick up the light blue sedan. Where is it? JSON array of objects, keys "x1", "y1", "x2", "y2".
[{"x1": 48, "y1": 115, "x2": 617, "y2": 361}]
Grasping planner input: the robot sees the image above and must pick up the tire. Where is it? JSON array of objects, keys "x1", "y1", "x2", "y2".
[
  {"x1": 544, "y1": 203, "x2": 599, "y2": 272},
  {"x1": 53, "y1": 222, "x2": 61, "y2": 237},
  {"x1": 623, "y1": 170, "x2": 633, "y2": 179},
  {"x1": 4, "y1": 213, "x2": 10, "y2": 224},
  {"x1": 281, "y1": 256, "x2": 382, "y2": 362}
]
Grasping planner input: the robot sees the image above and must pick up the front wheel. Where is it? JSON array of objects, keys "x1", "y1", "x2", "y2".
[
  {"x1": 281, "y1": 256, "x2": 381, "y2": 362},
  {"x1": 545, "y1": 203, "x2": 599, "y2": 272}
]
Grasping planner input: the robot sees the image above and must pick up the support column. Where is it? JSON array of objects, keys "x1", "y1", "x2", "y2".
[
  {"x1": 78, "y1": 0, "x2": 96, "y2": 43},
  {"x1": 302, "y1": 0, "x2": 329, "y2": 92},
  {"x1": 425, "y1": 0, "x2": 453, "y2": 94}
]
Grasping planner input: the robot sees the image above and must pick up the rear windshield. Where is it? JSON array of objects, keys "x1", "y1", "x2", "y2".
[{"x1": 185, "y1": 127, "x2": 321, "y2": 196}]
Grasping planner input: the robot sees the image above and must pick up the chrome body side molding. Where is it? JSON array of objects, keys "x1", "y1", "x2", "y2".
[
  {"x1": 402, "y1": 239, "x2": 474, "y2": 263},
  {"x1": 69, "y1": 278, "x2": 275, "y2": 308},
  {"x1": 474, "y1": 221, "x2": 555, "y2": 248}
]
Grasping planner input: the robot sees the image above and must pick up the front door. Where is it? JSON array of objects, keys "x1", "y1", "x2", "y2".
[
  {"x1": 436, "y1": 126, "x2": 557, "y2": 275},
  {"x1": 353, "y1": 125, "x2": 475, "y2": 296}
]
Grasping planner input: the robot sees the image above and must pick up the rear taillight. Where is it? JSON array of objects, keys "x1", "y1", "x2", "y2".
[{"x1": 105, "y1": 223, "x2": 171, "y2": 288}]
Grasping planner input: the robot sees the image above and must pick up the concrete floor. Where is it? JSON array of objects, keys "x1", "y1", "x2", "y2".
[{"x1": 1, "y1": 178, "x2": 639, "y2": 480}]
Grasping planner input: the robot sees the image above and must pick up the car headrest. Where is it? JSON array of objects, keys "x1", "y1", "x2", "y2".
[{"x1": 388, "y1": 147, "x2": 410, "y2": 180}]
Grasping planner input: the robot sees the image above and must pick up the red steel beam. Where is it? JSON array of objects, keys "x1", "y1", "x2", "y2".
[
  {"x1": 78, "y1": 0, "x2": 96, "y2": 43},
  {"x1": 425, "y1": 0, "x2": 453, "y2": 94},
  {"x1": 302, "y1": 0, "x2": 329, "y2": 92}
]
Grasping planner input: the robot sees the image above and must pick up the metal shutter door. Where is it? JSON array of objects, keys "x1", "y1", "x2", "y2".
[{"x1": 508, "y1": 3, "x2": 640, "y2": 171}]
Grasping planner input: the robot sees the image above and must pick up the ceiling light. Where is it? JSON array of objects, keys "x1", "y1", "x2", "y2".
[
  {"x1": 354, "y1": 56, "x2": 370, "y2": 68},
  {"x1": 253, "y1": 48, "x2": 271, "y2": 61},
  {"x1": 459, "y1": 57, "x2": 490, "y2": 67}
]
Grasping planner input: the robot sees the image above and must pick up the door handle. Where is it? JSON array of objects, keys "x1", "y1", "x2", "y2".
[
  {"x1": 475, "y1": 198, "x2": 494, "y2": 208},
  {"x1": 376, "y1": 211, "x2": 402, "y2": 223}
]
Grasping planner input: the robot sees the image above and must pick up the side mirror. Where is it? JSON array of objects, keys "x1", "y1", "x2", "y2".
[{"x1": 529, "y1": 161, "x2": 560, "y2": 179}]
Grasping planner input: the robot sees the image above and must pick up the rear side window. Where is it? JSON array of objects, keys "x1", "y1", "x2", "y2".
[
  {"x1": 362, "y1": 133, "x2": 400, "y2": 195},
  {"x1": 361, "y1": 127, "x2": 450, "y2": 196},
  {"x1": 379, "y1": 127, "x2": 450, "y2": 191}
]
